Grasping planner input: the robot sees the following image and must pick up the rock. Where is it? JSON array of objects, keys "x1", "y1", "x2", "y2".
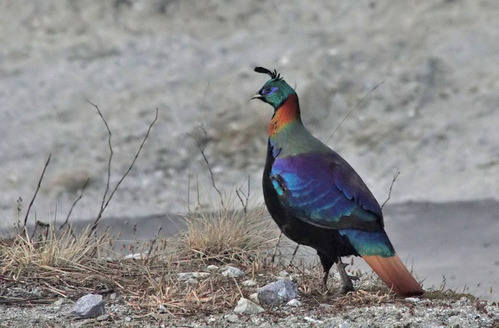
[
  {"x1": 242, "y1": 279, "x2": 257, "y2": 287},
  {"x1": 206, "y1": 265, "x2": 219, "y2": 271},
  {"x1": 96, "y1": 314, "x2": 110, "y2": 322},
  {"x1": 339, "y1": 322, "x2": 351, "y2": 328},
  {"x1": 289, "y1": 274, "x2": 301, "y2": 283},
  {"x1": 124, "y1": 252, "x2": 146, "y2": 260},
  {"x1": 233, "y1": 297, "x2": 264, "y2": 314},
  {"x1": 158, "y1": 304, "x2": 167, "y2": 313},
  {"x1": 448, "y1": 315, "x2": 462, "y2": 327},
  {"x1": 221, "y1": 266, "x2": 245, "y2": 278},
  {"x1": 286, "y1": 299, "x2": 302, "y2": 307},
  {"x1": 304, "y1": 317, "x2": 323, "y2": 324},
  {"x1": 177, "y1": 272, "x2": 210, "y2": 281},
  {"x1": 109, "y1": 293, "x2": 117, "y2": 301},
  {"x1": 53, "y1": 298, "x2": 65, "y2": 308},
  {"x1": 249, "y1": 292, "x2": 260, "y2": 304},
  {"x1": 319, "y1": 303, "x2": 334, "y2": 311},
  {"x1": 405, "y1": 297, "x2": 420, "y2": 303},
  {"x1": 257, "y1": 279, "x2": 299, "y2": 306},
  {"x1": 71, "y1": 294, "x2": 105, "y2": 319},
  {"x1": 278, "y1": 270, "x2": 289, "y2": 277},
  {"x1": 225, "y1": 313, "x2": 239, "y2": 322},
  {"x1": 186, "y1": 278, "x2": 199, "y2": 285}
]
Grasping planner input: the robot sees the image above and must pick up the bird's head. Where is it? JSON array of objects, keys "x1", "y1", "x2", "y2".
[{"x1": 252, "y1": 67, "x2": 296, "y2": 110}]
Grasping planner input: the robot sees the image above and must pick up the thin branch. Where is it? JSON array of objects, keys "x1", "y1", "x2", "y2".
[
  {"x1": 187, "y1": 173, "x2": 191, "y2": 214},
  {"x1": 327, "y1": 80, "x2": 385, "y2": 142},
  {"x1": 235, "y1": 175, "x2": 250, "y2": 214},
  {"x1": 89, "y1": 107, "x2": 159, "y2": 236},
  {"x1": 22, "y1": 154, "x2": 51, "y2": 232},
  {"x1": 271, "y1": 231, "x2": 282, "y2": 263},
  {"x1": 381, "y1": 170, "x2": 400, "y2": 209},
  {"x1": 87, "y1": 100, "x2": 113, "y2": 212},
  {"x1": 59, "y1": 178, "x2": 89, "y2": 231},
  {"x1": 188, "y1": 126, "x2": 224, "y2": 207},
  {"x1": 232, "y1": 277, "x2": 244, "y2": 298}
]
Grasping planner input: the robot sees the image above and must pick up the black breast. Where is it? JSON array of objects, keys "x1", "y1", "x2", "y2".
[{"x1": 262, "y1": 140, "x2": 357, "y2": 258}]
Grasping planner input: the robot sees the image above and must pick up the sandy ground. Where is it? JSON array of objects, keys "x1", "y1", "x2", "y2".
[{"x1": 1, "y1": 0, "x2": 498, "y2": 302}]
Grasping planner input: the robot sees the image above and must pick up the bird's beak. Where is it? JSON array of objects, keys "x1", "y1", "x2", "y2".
[{"x1": 250, "y1": 93, "x2": 263, "y2": 101}]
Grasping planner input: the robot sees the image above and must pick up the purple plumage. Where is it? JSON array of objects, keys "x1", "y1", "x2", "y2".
[{"x1": 254, "y1": 66, "x2": 423, "y2": 296}]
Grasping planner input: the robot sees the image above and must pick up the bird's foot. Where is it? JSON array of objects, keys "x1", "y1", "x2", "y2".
[
  {"x1": 340, "y1": 283, "x2": 354, "y2": 294},
  {"x1": 336, "y1": 259, "x2": 354, "y2": 294}
]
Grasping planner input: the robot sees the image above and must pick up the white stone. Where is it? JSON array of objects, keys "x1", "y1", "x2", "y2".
[
  {"x1": 242, "y1": 279, "x2": 257, "y2": 287},
  {"x1": 304, "y1": 317, "x2": 323, "y2": 324},
  {"x1": 206, "y1": 265, "x2": 219, "y2": 271},
  {"x1": 177, "y1": 272, "x2": 210, "y2": 281},
  {"x1": 233, "y1": 297, "x2": 264, "y2": 314},
  {"x1": 278, "y1": 270, "x2": 289, "y2": 277},
  {"x1": 225, "y1": 313, "x2": 239, "y2": 322},
  {"x1": 186, "y1": 278, "x2": 199, "y2": 285},
  {"x1": 249, "y1": 292, "x2": 260, "y2": 304},
  {"x1": 124, "y1": 252, "x2": 146, "y2": 260},
  {"x1": 222, "y1": 266, "x2": 245, "y2": 278},
  {"x1": 286, "y1": 299, "x2": 302, "y2": 307}
]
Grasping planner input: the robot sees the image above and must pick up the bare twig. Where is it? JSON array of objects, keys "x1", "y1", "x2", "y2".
[
  {"x1": 87, "y1": 100, "x2": 113, "y2": 212},
  {"x1": 235, "y1": 175, "x2": 250, "y2": 213},
  {"x1": 59, "y1": 178, "x2": 89, "y2": 231},
  {"x1": 187, "y1": 173, "x2": 191, "y2": 213},
  {"x1": 89, "y1": 106, "x2": 159, "y2": 236},
  {"x1": 327, "y1": 80, "x2": 385, "y2": 142},
  {"x1": 188, "y1": 126, "x2": 224, "y2": 207},
  {"x1": 232, "y1": 277, "x2": 244, "y2": 298},
  {"x1": 22, "y1": 154, "x2": 51, "y2": 232},
  {"x1": 381, "y1": 170, "x2": 400, "y2": 209}
]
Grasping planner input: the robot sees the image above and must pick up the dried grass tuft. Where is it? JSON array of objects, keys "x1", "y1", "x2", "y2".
[{"x1": 181, "y1": 203, "x2": 276, "y2": 264}]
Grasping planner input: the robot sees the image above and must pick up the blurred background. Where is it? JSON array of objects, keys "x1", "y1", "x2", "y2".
[{"x1": 0, "y1": 1, "x2": 497, "y2": 299}]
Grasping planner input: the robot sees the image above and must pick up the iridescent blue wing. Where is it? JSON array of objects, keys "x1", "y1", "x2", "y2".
[{"x1": 270, "y1": 151, "x2": 383, "y2": 231}]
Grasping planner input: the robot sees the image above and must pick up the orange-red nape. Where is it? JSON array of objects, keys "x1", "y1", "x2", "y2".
[{"x1": 269, "y1": 94, "x2": 301, "y2": 136}]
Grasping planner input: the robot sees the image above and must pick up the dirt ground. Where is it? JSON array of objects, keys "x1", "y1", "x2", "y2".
[{"x1": 1, "y1": 0, "x2": 498, "y2": 306}]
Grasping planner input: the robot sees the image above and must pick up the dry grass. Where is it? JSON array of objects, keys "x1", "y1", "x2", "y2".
[
  {"x1": 182, "y1": 204, "x2": 276, "y2": 264},
  {"x1": 0, "y1": 199, "x2": 280, "y2": 315}
]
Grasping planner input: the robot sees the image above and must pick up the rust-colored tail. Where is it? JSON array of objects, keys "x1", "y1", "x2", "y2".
[{"x1": 362, "y1": 254, "x2": 423, "y2": 296}]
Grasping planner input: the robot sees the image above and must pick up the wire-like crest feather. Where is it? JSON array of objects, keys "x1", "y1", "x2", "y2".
[{"x1": 254, "y1": 66, "x2": 281, "y2": 80}]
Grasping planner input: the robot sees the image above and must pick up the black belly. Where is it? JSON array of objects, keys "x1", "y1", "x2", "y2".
[{"x1": 262, "y1": 144, "x2": 357, "y2": 260}]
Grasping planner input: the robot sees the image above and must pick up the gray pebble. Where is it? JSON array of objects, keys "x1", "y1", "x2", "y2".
[
  {"x1": 258, "y1": 279, "x2": 299, "y2": 306},
  {"x1": 71, "y1": 294, "x2": 105, "y2": 319}
]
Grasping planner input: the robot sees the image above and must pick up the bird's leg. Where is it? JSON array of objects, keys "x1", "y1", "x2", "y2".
[
  {"x1": 322, "y1": 268, "x2": 330, "y2": 292},
  {"x1": 318, "y1": 252, "x2": 334, "y2": 293},
  {"x1": 289, "y1": 244, "x2": 299, "y2": 266},
  {"x1": 271, "y1": 231, "x2": 282, "y2": 263},
  {"x1": 336, "y1": 258, "x2": 354, "y2": 293}
]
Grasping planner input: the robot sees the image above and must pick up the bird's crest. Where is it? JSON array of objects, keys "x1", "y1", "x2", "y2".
[{"x1": 254, "y1": 66, "x2": 281, "y2": 80}]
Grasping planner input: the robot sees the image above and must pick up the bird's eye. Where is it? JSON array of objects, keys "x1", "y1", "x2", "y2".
[{"x1": 261, "y1": 86, "x2": 278, "y2": 96}]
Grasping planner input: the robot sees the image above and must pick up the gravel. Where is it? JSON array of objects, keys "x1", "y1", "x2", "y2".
[{"x1": 1, "y1": 294, "x2": 497, "y2": 327}]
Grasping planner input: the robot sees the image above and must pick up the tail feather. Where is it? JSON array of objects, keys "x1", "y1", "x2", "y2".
[{"x1": 362, "y1": 254, "x2": 423, "y2": 296}]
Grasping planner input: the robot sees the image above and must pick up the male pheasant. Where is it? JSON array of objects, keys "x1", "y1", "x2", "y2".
[{"x1": 252, "y1": 66, "x2": 423, "y2": 296}]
